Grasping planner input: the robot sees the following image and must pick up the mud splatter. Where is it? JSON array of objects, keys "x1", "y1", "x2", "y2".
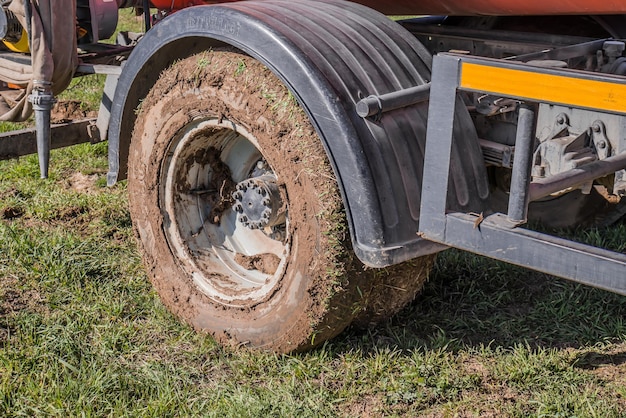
[{"x1": 234, "y1": 253, "x2": 281, "y2": 275}]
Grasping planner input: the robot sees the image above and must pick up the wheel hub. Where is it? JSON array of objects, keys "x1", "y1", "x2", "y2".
[
  {"x1": 158, "y1": 117, "x2": 289, "y2": 305},
  {"x1": 232, "y1": 175, "x2": 285, "y2": 229}
]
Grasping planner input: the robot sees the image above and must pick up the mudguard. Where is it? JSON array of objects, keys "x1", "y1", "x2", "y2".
[{"x1": 107, "y1": 0, "x2": 490, "y2": 267}]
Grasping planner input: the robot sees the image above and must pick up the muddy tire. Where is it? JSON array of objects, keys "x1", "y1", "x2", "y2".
[
  {"x1": 128, "y1": 50, "x2": 383, "y2": 352},
  {"x1": 351, "y1": 255, "x2": 436, "y2": 329}
]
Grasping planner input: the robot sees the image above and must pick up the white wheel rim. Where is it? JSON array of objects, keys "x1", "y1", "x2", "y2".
[{"x1": 160, "y1": 118, "x2": 289, "y2": 306}]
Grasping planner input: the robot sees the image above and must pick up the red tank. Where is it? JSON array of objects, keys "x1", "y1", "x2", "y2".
[{"x1": 149, "y1": 0, "x2": 626, "y2": 15}]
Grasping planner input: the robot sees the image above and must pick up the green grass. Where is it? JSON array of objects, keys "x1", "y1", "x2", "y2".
[
  {"x1": 0, "y1": 166, "x2": 626, "y2": 417},
  {"x1": 2, "y1": 146, "x2": 626, "y2": 417},
  {"x1": 1, "y1": 8, "x2": 626, "y2": 418}
]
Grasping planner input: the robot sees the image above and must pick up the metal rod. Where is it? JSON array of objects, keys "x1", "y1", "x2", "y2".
[
  {"x1": 22, "y1": 0, "x2": 32, "y2": 50},
  {"x1": 0, "y1": 119, "x2": 96, "y2": 160},
  {"x1": 356, "y1": 83, "x2": 431, "y2": 118},
  {"x1": 440, "y1": 213, "x2": 626, "y2": 295},
  {"x1": 507, "y1": 104, "x2": 535, "y2": 225},
  {"x1": 529, "y1": 151, "x2": 626, "y2": 201},
  {"x1": 143, "y1": 0, "x2": 151, "y2": 31},
  {"x1": 28, "y1": 83, "x2": 56, "y2": 179}
]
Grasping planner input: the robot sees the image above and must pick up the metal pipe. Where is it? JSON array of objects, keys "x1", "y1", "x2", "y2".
[
  {"x1": 143, "y1": 0, "x2": 151, "y2": 31},
  {"x1": 28, "y1": 82, "x2": 56, "y2": 179},
  {"x1": 356, "y1": 83, "x2": 431, "y2": 118},
  {"x1": 22, "y1": 0, "x2": 32, "y2": 50},
  {"x1": 507, "y1": 104, "x2": 535, "y2": 225},
  {"x1": 529, "y1": 151, "x2": 626, "y2": 202}
]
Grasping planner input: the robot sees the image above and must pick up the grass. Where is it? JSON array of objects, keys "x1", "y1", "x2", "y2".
[
  {"x1": 1, "y1": 8, "x2": 626, "y2": 418},
  {"x1": 2, "y1": 180, "x2": 626, "y2": 417}
]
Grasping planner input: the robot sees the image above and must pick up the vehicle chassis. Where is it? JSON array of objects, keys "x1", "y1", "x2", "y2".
[{"x1": 1, "y1": 0, "x2": 626, "y2": 350}]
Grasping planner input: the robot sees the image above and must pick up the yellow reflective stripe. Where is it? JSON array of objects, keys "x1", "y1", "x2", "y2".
[{"x1": 460, "y1": 62, "x2": 626, "y2": 114}]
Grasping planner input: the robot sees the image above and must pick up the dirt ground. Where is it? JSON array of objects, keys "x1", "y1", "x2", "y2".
[{"x1": 50, "y1": 100, "x2": 97, "y2": 123}]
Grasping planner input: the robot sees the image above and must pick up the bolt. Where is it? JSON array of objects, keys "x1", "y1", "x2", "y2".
[
  {"x1": 598, "y1": 141, "x2": 607, "y2": 149},
  {"x1": 556, "y1": 114, "x2": 566, "y2": 124},
  {"x1": 262, "y1": 198, "x2": 270, "y2": 206},
  {"x1": 592, "y1": 122, "x2": 602, "y2": 133},
  {"x1": 241, "y1": 215, "x2": 248, "y2": 223},
  {"x1": 233, "y1": 203, "x2": 243, "y2": 212}
]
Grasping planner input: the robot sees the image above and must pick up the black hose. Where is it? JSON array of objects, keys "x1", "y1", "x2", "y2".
[
  {"x1": 22, "y1": 0, "x2": 31, "y2": 49},
  {"x1": 142, "y1": 0, "x2": 150, "y2": 31}
]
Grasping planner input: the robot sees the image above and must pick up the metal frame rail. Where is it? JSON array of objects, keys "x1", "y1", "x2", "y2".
[{"x1": 419, "y1": 53, "x2": 626, "y2": 294}]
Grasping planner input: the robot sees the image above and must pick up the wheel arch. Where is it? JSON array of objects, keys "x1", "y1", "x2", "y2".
[{"x1": 108, "y1": 0, "x2": 489, "y2": 267}]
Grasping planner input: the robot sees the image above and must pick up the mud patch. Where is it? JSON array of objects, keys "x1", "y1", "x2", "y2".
[
  {"x1": 195, "y1": 146, "x2": 236, "y2": 225},
  {"x1": 340, "y1": 394, "x2": 385, "y2": 418},
  {"x1": 67, "y1": 172, "x2": 100, "y2": 193},
  {"x1": 0, "y1": 275, "x2": 47, "y2": 344},
  {"x1": 234, "y1": 253, "x2": 281, "y2": 275},
  {"x1": 0, "y1": 276, "x2": 46, "y2": 315},
  {"x1": 51, "y1": 100, "x2": 97, "y2": 123},
  {"x1": 1, "y1": 206, "x2": 23, "y2": 220},
  {"x1": 56, "y1": 205, "x2": 89, "y2": 222},
  {"x1": 0, "y1": 188, "x2": 24, "y2": 220}
]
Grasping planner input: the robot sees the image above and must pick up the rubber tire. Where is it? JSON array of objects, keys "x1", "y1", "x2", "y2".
[
  {"x1": 127, "y1": 50, "x2": 371, "y2": 352},
  {"x1": 351, "y1": 255, "x2": 435, "y2": 329}
]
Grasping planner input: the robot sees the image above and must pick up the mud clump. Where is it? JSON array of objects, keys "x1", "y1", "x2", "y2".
[
  {"x1": 204, "y1": 147, "x2": 236, "y2": 225},
  {"x1": 51, "y1": 100, "x2": 97, "y2": 123},
  {"x1": 234, "y1": 253, "x2": 281, "y2": 275},
  {"x1": 1, "y1": 206, "x2": 23, "y2": 220}
]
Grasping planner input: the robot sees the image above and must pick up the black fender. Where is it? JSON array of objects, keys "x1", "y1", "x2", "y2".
[{"x1": 107, "y1": 0, "x2": 489, "y2": 267}]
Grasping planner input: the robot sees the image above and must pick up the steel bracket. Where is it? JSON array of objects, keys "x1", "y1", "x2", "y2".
[{"x1": 419, "y1": 53, "x2": 626, "y2": 294}]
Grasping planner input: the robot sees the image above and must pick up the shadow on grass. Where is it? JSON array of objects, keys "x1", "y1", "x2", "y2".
[
  {"x1": 573, "y1": 351, "x2": 626, "y2": 370},
  {"x1": 331, "y1": 232, "x2": 626, "y2": 355}
]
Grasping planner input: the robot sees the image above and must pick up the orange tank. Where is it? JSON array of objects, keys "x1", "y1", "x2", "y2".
[
  {"x1": 354, "y1": 0, "x2": 626, "y2": 16},
  {"x1": 149, "y1": 0, "x2": 626, "y2": 15}
]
